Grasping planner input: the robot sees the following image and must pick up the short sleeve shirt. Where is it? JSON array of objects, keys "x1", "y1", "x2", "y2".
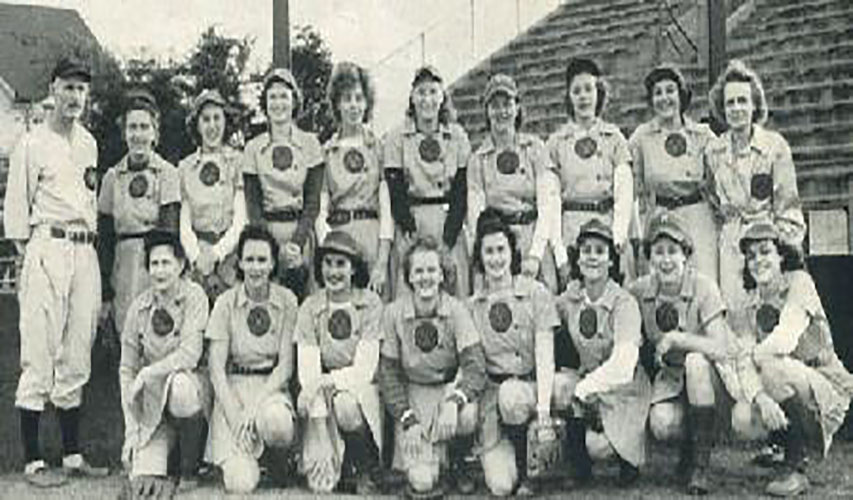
[
  {"x1": 2, "y1": 122, "x2": 99, "y2": 238},
  {"x1": 242, "y1": 127, "x2": 323, "y2": 212},
  {"x1": 467, "y1": 132, "x2": 554, "y2": 213},
  {"x1": 468, "y1": 275, "x2": 559, "y2": 376},
  {"x1": 323, "y1": 129, "x2": 383, "y2": 212},
  {"x1": 382, "y1": 119, "x2": 471, "y2": 199},
  {"x1": 557, "y1": 279, "x2": 642, "y2": 374},
  {"x1": 178, "y1": 147, "x2": 244, "y2": 234},
  {"x1": 205, "y1": 282, "x2": 299, "y2": 369},
  {"x1": 98, "y1": 153, "x2": 181, "y2": 234},
  {"x1": 628, "y1": 118, "x2": 716, "y2": 203},
  {"x1": 381, "y1": 291, "x2": 481, "y2": 385},
  {"x1": 295, "y1": 288, "x2": 384, "y2": 370},
  {"x1": 627, "y1": 268, "x2": 726, "y2": 347},
  {"x1": 123, "y1": 279, "x2": 209, "y2": 366},
  {"x1": 546, "y1": 118, "x2": 631, "y2": 203}
]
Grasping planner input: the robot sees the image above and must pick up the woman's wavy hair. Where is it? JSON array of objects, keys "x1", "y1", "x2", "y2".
[
  {"x1": 483, "y1": 94, "x2": 524, "y2": 133},
  {"x1": 739, "y1": 238, "x2": 805, "y2": 290},
  {"x1": 327, "y1": 61, "x2": 376, "y2": 125},
  {"x1": 144, "y1": 230, "x2": 187, "y2": 275},
  {"x1": 709, "y1": 58, "x2": 768, "y2": 126},
  {"x1": 471, "y1": 208, "x2": 522, "y2": 276},
  {"x1": 235, "y1": 224, "x2": 280, "y2": 282},
  {"x1": 568, "y1": 235, "x2": 623, "y2": 285},
  {"x1": 564, "y1": 59, "x2": 609, "y2": 119},
  {"x1": 187, "y1": 99, "x2": 236, "y2": 148},
  {"x1": 401, "y1": 235, "x2": 454, "y2": 293},
  {"x1": 406, "y1": 68, "x2": 457, "y2": 125},
  {"x1": 644, "y1": 64, "x2": 692, "y2": 116}
]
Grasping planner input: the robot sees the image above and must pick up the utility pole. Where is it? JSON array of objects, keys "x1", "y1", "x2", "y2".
[
  {"x1": 273, "y1": 0, "x2": 291, "y2": 68},
  {"x1": 707, "y1": 0, "x2": 726, "y2": 87}
]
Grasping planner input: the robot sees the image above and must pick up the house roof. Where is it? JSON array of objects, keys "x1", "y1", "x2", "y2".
[{"x1": 0, "y1": 3, "x2": 100, "y2": 102}]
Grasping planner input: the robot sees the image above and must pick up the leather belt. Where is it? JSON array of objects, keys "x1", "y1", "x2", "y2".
[
  {"x1": 410, "y1": 195, "x2": 449, "y2": 206},
  {"x1": 50, "y1": 226, "x2": 97, "y2": 245},
  {"x1": 327, "y1": 208, "x2": 379, "y2": 226},
  {"x1": 497, "y1": 209, "x2": 538, "y2": 226},
  {"x1": 265, "y1": 209, "x2": 303, "y2": 222},
  {"x1": 196, "y1": 230, "x2": 225, "y2": 245},
  {"x1": 657, "y1": 190, "x2": 703, "y2": 210},
  {"x1": 562, "y1": 198, "x2": 614, "y2": 213},
  {"x1": 488, "y1": 371, "x2": 535, "y2": 385},
  {"x1": 228, "y1": 364, "x2": 275, "y2": 375},
  {"x1": 117, "y1": 232, "x2": 147, "y2": 241}
]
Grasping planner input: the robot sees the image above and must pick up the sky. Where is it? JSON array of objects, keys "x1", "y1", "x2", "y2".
[{"x1": 5, "y1": 0, "x2": 561, "y2": 129}]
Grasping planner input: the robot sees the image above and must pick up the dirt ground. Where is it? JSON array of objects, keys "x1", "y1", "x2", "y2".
[{"x1": 1, "y1": 440, "x2": 853, "y2": 499}]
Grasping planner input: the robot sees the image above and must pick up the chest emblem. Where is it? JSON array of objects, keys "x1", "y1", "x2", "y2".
[
  {"x1": 496, "y1": 150, "x2": 520, "y2": 175},
  {"x1": 199, "y1": 161, "x2": 221, "y2": 186},
  {"x1": 129, "y1": 174, "x2": 149, "y2": 198},
  {"x1": 574, "y1": 137, "x2": 598, "y2": 159},
  {"x1": 664, "y1": 133, "x2": 687, "y2": 158},
  {"x1": 414, "y1": 320, "x2": 439, "y2": 353},
  {"x1": 488, "y1": 302, "x2": 513, "y2": 333},
  {"x1": 247, "y1": 306, "x2": 272, "y2": 337},
  {"x1": 419, "y1": 137, "x2": 442, "y2": 163},
  {"x1": 272, "y1": 145, "x2": 294, "y2": 171},
  {"x1": 343, "y1": 148, "x2": 366, "y2": 173},
  {"x1": 328, "y1": 309, "x2": 353, "y2": 340},
  {"x1": 151, "y1": 308, "x2": 175, "y2": 337}
]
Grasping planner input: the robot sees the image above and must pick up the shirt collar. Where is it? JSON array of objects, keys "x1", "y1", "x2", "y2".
[
  {"x1": 138, "y1": 278, "x2": 191, "y2": 310},
  {"x1": 639, "y1": 267, "x2": 697, "y2": 300},
  {"x1": 235, "y1": 282, "x2": 289, "y2": 309},
  {"x1": 402, "y1": 116, "x2": 453, "y2": 140},
  {"x1": 325, "y1": 126, "x2": 379, "y2": 152},
  {"x1": 472, "y1": 275, "x2": 534, "y2": 302},
  {"x1": 117, "y1": 151, "x2": 167, "y2": 173},
  {"x1": 563, "y1": 279, "x2": 621, "y2": 311},
  {"x1": 310, "y1": 288, "x2": 374, "y2": 317},
  {"x1": 722, "y1": 124, "x2": 774, "y2": 157},
  {"x1": 475, "y1": 133, "x2": 534, "y2": 156},
  {"x1": 402, "y1": 291, "x2": 452, "y2": 319}
]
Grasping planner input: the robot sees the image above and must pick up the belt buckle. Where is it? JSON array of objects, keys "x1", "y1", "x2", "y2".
[{"x1": 328, "y1": 211, "x2": 351, "y2": 226}]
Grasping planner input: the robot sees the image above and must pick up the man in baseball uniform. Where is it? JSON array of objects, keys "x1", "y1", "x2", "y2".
[{"x1": 3, "y1": 56, "x2": 108, "y2": 486}]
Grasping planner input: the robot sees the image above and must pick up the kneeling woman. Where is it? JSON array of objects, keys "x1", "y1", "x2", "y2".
[
  {"x1": 627, "y1": 211, "x2": 735, "y2": 495},
  {"x1": 206, "y1": 225, "x2": 299, "y2": 493},
  {"x1": 379, "y1": 237, "x2": 486, "y2": 498},
  {"x1": 119, "y1": 231, "x2": 210, "y2": 492},
  {"x1": 730, "y1": 222, "x2": 853, "y2": 497},
  {"x1": 468, "y1": 210, "x2": 568, "y2": 496},
  {"x1": 295, "y1": 231, "x2": 384, "y2": 493},
  {"x1": 556, "y1": 219, "x2": 650, "y2": 487}
]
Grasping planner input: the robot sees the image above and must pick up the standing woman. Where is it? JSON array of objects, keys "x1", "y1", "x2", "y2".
[
  {"x1": 383, "y1": 66, "x2": 471, "y2": 298},
  {"x1": 295, "y1": 231, "x2": 384, "y2": 494},
  {"x1": 316, "y1": 62, "x2": 392, "y2": 300},
  {"x1": 99, "y1": 88, "x2": 182, "y2": 335},
  {"x1": 467, "y1": 74, "x2": 560, "y2": 293},
  {"x1": 243, "y1": 68, "x2": 324, "y2": 301},
  {"x1": 205, "y1": 225, "x2": 299, "y2": 493},
  {"x1": 546, "y1": 58, "x2": 633, "y2": 288},
  {"x1": 729, "y1": 222, "x2": 853, "y2": 497},
  {"x1": 706, "y1": 59, "x2": 805, "y2": 309},
  {"x1": 628, "y1": 65, "x2": 718, "y2": 281},
  {"x1": 178, "y1": 89, "x2": 246, "y2": 302},
  {"x1": 555, "y1": 219, "x2": 650, "y2": 487},
  {"x1": 467, "y1": 210, "x2": 570, "y2": 496}
]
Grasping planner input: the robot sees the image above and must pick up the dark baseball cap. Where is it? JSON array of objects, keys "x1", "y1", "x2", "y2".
[{"x1": 52, "y1": 56, "x2": 91, "y2": 83}]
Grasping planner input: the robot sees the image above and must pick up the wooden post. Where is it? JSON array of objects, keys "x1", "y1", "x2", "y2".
[
  {"x1": 273, "y1": 0, "x2": 291, "y2": 68},
  {"x1": 708, "y1": 0, "x2": 726, "y2": 86}
]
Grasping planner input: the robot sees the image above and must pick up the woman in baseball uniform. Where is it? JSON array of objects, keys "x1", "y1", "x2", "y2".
[
  {"x1": 379, "y1": 236, "x2": 486, "y2": 498},
  {"x1": 729, "y1": 222, "x2": 853, "y2": 497},
  {"x1": 547, "y1": 58, "x2": 634, "y2": 288},
  {"x1": 119, "y1": 230, "x2": 210, "y2": 495},
  {"x1": 383, "y1": 66, "x2": 471, "y2": 298},
  {"x1": 315, "y1": 62, "x2": 393, "y2": 301},
  {"x1": 705, "y1": 60, "x2": 804, "y2": 309},
  {"x1": 467, "y1": 210, "x2": 570, "y2": 496},
  {"x1": 295, "y1": 231, "x2": 384, "y2": 494},
  {"x1": 628, "y1": 65, "x2": 718, "y2": 281},
  {"x1": 99, "y1": 88, "x2": 182, "y2": 333},
  {"x1": 627, "y1": 211, "x2": 737, "y2": 495},
  {"x1": 178, "y1": 89, "x2": 246, "y2": 303},
  {"x1": 243, "y1": 68, "x2": 324, "y2": 302},
  {"x1": 205, "y1": 225, "x2": 299, "y2": 493},
  {"x1": 467, "y1": 73, "x2": 559, "y2": 294},
  {"x1": 555, "y1": 218, "x2": 650, "y2": 488}
]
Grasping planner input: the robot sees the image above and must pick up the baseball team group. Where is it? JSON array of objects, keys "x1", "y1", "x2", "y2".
[{"x1": 3, "y1": 50, "x2": 852, "y2": 499}]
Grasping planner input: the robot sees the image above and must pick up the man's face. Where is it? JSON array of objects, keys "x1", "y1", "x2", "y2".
[{"x1": 51, "y1": 76, "x2": 89, "y2": 120}]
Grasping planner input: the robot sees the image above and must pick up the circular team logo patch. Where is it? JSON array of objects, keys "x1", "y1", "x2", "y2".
[
  {"x1": 129, "y1": 174, "x2": 149, "y2": 198},
  {"x1": 414, "y1": 320, "x2": 439, "y2": 353},
  {"x1": 750, "y1": 173, "x2": 773, "y2": 201},
  {"x1": 664, "y1": 133, "x2": 687, "y2": 157},
  {"x1": 247, "y1": 306, "x2": 272, "y2": 337},
  {"x1": 756, "y1": 304, "x2": 780, "y2": 334},
  {"x1": 496, "y1": 150, "x2": 520, "y2": 175},
  {"x1": 84, "y1": 167, "x2": 98, "y2": 191},
  {"x1": 343, "y1": 148, "x2": 366, "y2": 173},
  {"x1": 488, "y1": 302, "x2": 513, "y2": 333},
  {"x1": 418, "y1": 137, "x2": 442, "y2": 162},
  {"x1": 328, "y1": 309, "x2": 353, "y2": 340},
  {"x1": 574, "y1": 137, "x2": 598, "y2": 159},
  {"x1": 151, "y1": 308, "x2": 175, "y2": 336},
  {"x1": 579, "y1": 307, "x2": 598, "y2": 339},
  {"x1": 272, "y1": 145, "x2": 294, "y2": 171},
  {"x1": 655, "y1": 302, "x2": 680, "y2": 333},
  {"x1": 199, "y1": 161, "x2": 221, "y2": 186}
]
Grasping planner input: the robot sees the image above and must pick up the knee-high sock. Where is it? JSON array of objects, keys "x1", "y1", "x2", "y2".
[
  {"x1": 58, "y1": 408, "x2": 80, "y2": 456},
  {"x1": 20, "y1": 409, "x2": 41, "y2": 463}
]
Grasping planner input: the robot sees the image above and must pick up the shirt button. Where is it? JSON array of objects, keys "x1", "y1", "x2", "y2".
[{"x1": 436, "y1": 181, "x2": 444, "y2": 190}]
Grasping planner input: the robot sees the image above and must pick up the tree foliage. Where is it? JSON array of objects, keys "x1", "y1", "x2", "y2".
[{"x1": 290, "y1": 25, "x2": 334, "y2": 142}]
